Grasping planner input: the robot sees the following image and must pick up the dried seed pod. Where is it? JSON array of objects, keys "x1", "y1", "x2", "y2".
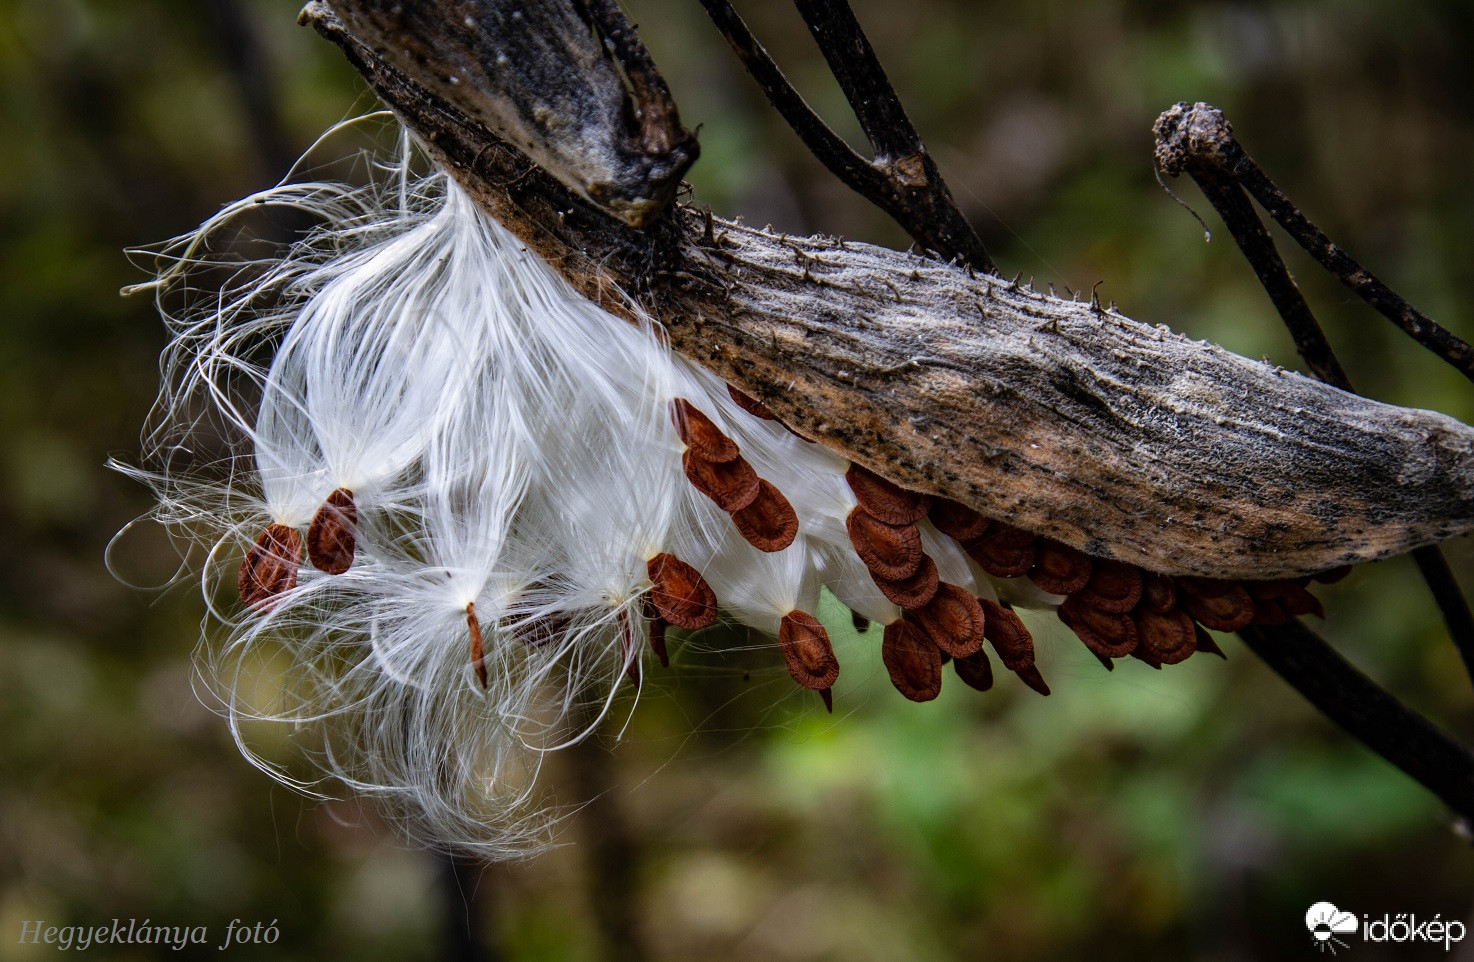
[
  {"x1": 908, "y1": 583, "x2": 984, "y2": 658},
  {"x1": 307, "y1": 486, "x2": 357, "y2": 574},
  {"x1": 1140, "y1": 572, "x2": 1177, "y2": 613},
  {"x1": 726, "y1": 384, "x2": 777, "y2": 420},
  {"x1": 845, "y1": 463, "x2": 931, "y2": 525},
  {"x1": 1028, "y1": 539, "x2": 1093, "y2": 595},
  {"x1": 881, "y1": 620, "x2": 943, "y2": 702},
  {"x1": 682, "y1": 449, "x2": 760, "y2": 511},
  {"x1": 646, "y1": 552, "x2": 719, "y2": 630},
  {"x1": 731, "y1": 479, "x2": 799, "y2": 552},
  {"x1": 238, "y1": 523, "x2": 302, "y2": 611},
  {"x1": 1177, "y1": 578, "x2": 1255, "y2": 631},
  {"x1": 963, "y1": 523, "x2": 1038, "y2": 578},
  {"x1": 1134, "y1": 608, "x2": 1197, "y2": 666},
  {"x1": 977, "y1": 598, "x2": 1035, "y2": 668},
  {"x1": 669, "y1": 398, "x2": 739, "y2": 463},
  {"x1": 952, "y1": 647, "x2": 995, "y2": 692},
  {"x1": 467, "y1": 602, "x2": 488, "y2": 688},
  {"x1": 845, "y1": 507, "x2": 923, "y2": 580},
  {"x1": 1058, "y1": 595, "x2": 1139, "y2": 658},
  {"x1": 928, "y1": 497, "x2": 991, "y2": 542},
  {"x1": 1075, "y1": 559, "x2": 1143, "y2": 614},
  {"x1": 871, "y1": 552, "x2": 940, "y2": 609},
  {"x1": 778, "y1": 610, "x2": 840, "y2": 691}
]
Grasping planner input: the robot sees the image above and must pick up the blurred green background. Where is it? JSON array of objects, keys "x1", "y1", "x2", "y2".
[{"x1": 3, "y1": 0, "x2": 1474, "y2": 959}]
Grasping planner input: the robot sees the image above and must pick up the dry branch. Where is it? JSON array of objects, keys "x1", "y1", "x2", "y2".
[{"x1": 302, "y1": 0, "x2": 1474, "y2": 581}]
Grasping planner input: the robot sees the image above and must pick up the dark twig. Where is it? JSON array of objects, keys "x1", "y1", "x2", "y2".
[
  {"x1": 696, "y1": 0, "x2": 994, "y2": 272},
  {"x1": 1240, "y1": 620, "x2": 1474, "y2": 828},
  {"x1": 1155, "y1": 101, "x2": 1474, "y2": 384},
  {"x1": 1155, "y1": 101, "x2": 1474, "y2": 686}
]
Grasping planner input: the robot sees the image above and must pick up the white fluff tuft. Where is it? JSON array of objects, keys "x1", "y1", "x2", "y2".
[{"x1": 118, "y1": 126, "x2": 1046, "y2": 856}]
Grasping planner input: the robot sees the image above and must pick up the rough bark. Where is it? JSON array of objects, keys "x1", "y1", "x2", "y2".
[{"x1": 302, "y1": 0, "x2": 1474, "y2": 581}]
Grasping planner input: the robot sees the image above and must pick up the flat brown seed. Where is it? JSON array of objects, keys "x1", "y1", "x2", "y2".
[
  {"x1": 978, "y1": 598, "x2": 1036, "y2": 670},
  {"x1": 732, "y1": 479, "x2": 799, "y2": 552},
  {"x1": 1075, "y1": 560, "x2": 1143, "y2": 613},
  {"x1": 845, "y1": 507, "x2": 923, "y2": 579},
  {"x1": 239, "y1": 523, "x2": 302, "y2": 611},
  {"x1": 963, "y1": 523, "x2": 1038, "y2": 578},
  {"x1": 467, "y1": 602, "x2": 488, "y2": 688},
  {"x1": 1313, "y1": 565, "x2": 1353, "y2": 584},
  {"x1": 1251, "y1": 600, "x2": 1288, "y2": 626},
  {"x1": 1280, "y1": 582, "x2": 1325, "y2": 618},
  {"x1": 1194, "y1": 625, "x2": 1227, "y2": 659},
  {"x1": 1178, "y1": 580, "x2": 1255, "y2": 631},
  {"x1": 1134, "y1": 608, "x2": 1197, "y2": 666},
  {"x1": 645, "y1": 598, "x2": 670, "y2": 668},
  {"x1": 646, "y1": 552, "x2": 719, "y2": 630},
  {"x1": 1013, "y1": 664, "x2": 1052, "y2": 696},
  {"x1": 726, "y1": 384, "x2": 777, "y2": 420},
  {"x1": 845, "y1": 463, "x2": 931, "y2": 525},
  {"x1": 1059, "y1": 595, "x2": 1139, "y2": 658},
  {"x1": 682, "y1": 449, "x2": 760, "y2": 511},
  {"x1": 670, "y1": 398, "x2": 739, "y2": 463},
  {"x1": 928, "y1": 498, "x2": 991, "y2": 542},
  {"x1": 953, "y1": 647, "x2": 994, "y2": 692},
  {"x1": 881, "y1": 620, "x2": 943, "y2": 702},
  {"x1": 872, "y1": 552, "x2": 940, "y2": 609},
  {"x1": 307, "y1": 487, "x2": 357, "y2": 575},
  {"x1": 819, "y1": 688, "x2": 834, "y2": 712},
  {"x1": 618, "y1": 609, "x2": 641, "y2": 684},
  {"x1": 1140, "y1": 572, "x2": 1177, "y2": 613},
  {"x1": 778, "y1": 610, "x2": 840, "y2": 690},
  {"x1": 851, "y1": 609, "x2": 871, "y2": 633},
  {"x1": 1028, "y1": 539, "x2": 1093, "y2": 595},
  {"x1": 909, "y1": 583, "x2": 984, "y2": 658}
]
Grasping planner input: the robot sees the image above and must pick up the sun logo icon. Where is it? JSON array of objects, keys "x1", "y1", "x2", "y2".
[{"x1": 1306, "y1": 902, "x2": 1359, "y2": 954}]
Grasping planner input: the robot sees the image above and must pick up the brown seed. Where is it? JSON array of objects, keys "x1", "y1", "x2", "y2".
[
  {"x1": 1013, "y1": 664, "x2": 1051, "y2": 696},
  {"x1": 978, "y1": 598, "x2": 1036, "y2": 670},
  {"x1": 1140, "y1": 572, "x2": 1177, "y2": 613},
  {"x1": 778, "y1": 610, "x2": 840, "y2": 690},
  {"x1": 1313, "y1": 565, "x2": 1353, "y2": 584},
  {"x1": 927, "y1": 498, "x2": 991, "y2": 542},
  {"x1": 952, "y1": 647, "x2": 994, "y2": 692},
  {"x1": 670, "y1": 398, "x2": 739, "y2": 463},
  {"x1": 1075, "y1": 560, "x2": 1143, "y2": 614},
  {"x1": 1251, "y1": 600, "x2": 1288, "y2": 626},
  {"x1": 1134, "y1": 608, "x2": 1197, "y2": 666},
  {"x1": 1281, "y1": 582, "x2": 1325, "y2": 618},
  {"x1": 871, "y1": 552, "x2": 940, "y2": 609},
  {"x1": 306, "y1": 487, "x2": 357, "y2": 575},
  {"x1": 726, "y1": 384, "x2": 777, "y2": 421},
  {"x1": 845, "y1": 507, "x2": 923, "y2": 580},
  {"x1": 881, "y1": 620, "x2": 943, "y2": 702},
  {"x1": 643, "y1": 597, "x2": 670, "y2": 668},
  {"x1": 512, "y1": 612, "x2": 569, "y2": 647},
  {"x1": 1177, "y1": 578, "x2": 1255, "y2": 631},
  {"x1": 908, "y1": 583, "x2": 984, "y2": 658},
  {"x1": 963, "y1": 523, "x2": 1038, "y2": 578},
  {"x1": 646, "y1": 552, "x2": 719, "y2": 630},
  {"x1": 467, "y1": 602, "x2": 488, "y2": 688},
  {"x1": 1194, "y1": 624, "x2": 1227, "y2": 659},
  {"x1": 682, "y1": 450, "x2": 760, "y2": 511},
  {"x1": 239, "y1": 523, "x2": 301, "y2": 611},
  {"x1": 819, "y1": 688, "x2": 834, "y2": 712},
  {"x1": 1059, "y1": 595, "x2": 1139, "y2": 658},
  {"x1": 1028, "y1": 539, "x2": 1093, "y2": 595},
  {"x1": 851, "y1": 609, "x2": 871, "y2": 633},
  {"x1": 732, "y1": 479, "x2": 799, "y2": 552},
  {"x1": 845, "y1": 463, "x2": 931, "y2": 525}
]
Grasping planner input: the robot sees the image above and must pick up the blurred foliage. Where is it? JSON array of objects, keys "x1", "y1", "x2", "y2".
[{"x1": 3, "y1": 0, "x2": 1473, "y2": 959}]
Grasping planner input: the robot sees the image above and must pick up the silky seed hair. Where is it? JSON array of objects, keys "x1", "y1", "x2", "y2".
[{"x1": 117, "y1": 123, "x2": 1331, "y2": 855}]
